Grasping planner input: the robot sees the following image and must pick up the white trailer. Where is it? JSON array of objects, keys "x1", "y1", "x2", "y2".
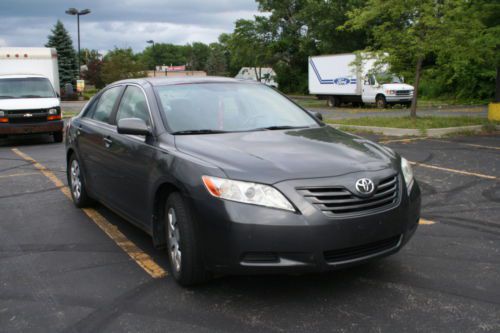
[
  {"x1": 0, "y1": 47, "x2": 60, "y2": 95},
  {"x1": 308, "y1": 53, "x2": 414, "y2": 108}
]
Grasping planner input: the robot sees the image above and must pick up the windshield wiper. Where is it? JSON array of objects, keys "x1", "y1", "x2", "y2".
[
  {"x1": 171, "y1": 129, "x2": 229, "y2": 135},
  {"x1": 254, "y1": 125, "x2": 310, "y2": 131},
  {"x1": 0, "y1": 95, "x2": 14, "y2": 99}
]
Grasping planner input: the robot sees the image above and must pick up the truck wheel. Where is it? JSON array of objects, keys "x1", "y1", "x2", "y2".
[
  {"x1": 53, "y1": 131, "x2": 63, "y2": 143},
  {"x1": 376, "y1": 95, "x2": 387, "y2": 109},
  {"x1": 165, "y1": 192, "x2": 210, "y2": 286},
  {"x1": 327, "y1": 96, "x2": 340, "y2": 108}
]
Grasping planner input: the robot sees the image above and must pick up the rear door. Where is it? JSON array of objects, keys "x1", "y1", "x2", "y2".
[
  {"x1": 75, "y1": 85, "x2": 124, "y2": 201},
  {"x1": 105, "y1": 85, "x2": 156, "y2": 225}
]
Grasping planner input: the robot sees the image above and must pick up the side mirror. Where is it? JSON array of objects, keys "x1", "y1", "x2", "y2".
[
  {"x1": 117, "y1": 118, "x2": 151, "y2": 136},
  {"x1": 313, "y1": 111, "x2": 323, "y2": 121}
]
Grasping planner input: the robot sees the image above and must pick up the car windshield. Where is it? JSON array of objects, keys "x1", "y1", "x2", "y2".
[
  {"x1": 155, "y1": 83, "x2": 319, "y2": 133},
  {"x1": 0, "y1": 77, "x2": 56, "y2": 99}
]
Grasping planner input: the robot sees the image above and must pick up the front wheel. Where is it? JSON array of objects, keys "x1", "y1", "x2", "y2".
[
  {"x1": 53, "y1": 131, "x2": 63, "y2": 143},
  {"x1": 376, "y1": 95, "x2": 387, "y2": 109},
  {"x1": 67, "y1": 154, "x2": 94, "y2": 208},
  {"x1": 165, "y1": 193, "x2": 210, "y2": 286}
]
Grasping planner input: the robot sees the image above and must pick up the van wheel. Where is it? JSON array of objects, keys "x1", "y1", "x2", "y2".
[
  {"x1": 165, "y1": 193, "x2": 210, "y2": 286},
  {"x1": 53, "y1": 131, "x2": 63, "y2": 143},
  {"x1": 376, "y1": 95, "x2": 387, "y2": 109},
  {"x1": 67, "y1": 154, "x2": 94, "y2": 208}
]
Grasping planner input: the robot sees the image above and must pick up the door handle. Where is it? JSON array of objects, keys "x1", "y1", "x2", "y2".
[{"x1": 103, "y1": 137, "x2": 113, "y2": 148}]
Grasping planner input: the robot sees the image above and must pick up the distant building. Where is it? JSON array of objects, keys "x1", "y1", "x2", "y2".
[{"x1": 235, "y1": 67, "x2": 278, "y2": 88}]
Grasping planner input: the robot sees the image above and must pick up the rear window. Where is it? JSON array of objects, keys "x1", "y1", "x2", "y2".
[{"x1": 0, "y1": 77, "x2": 56, "y2": 99}]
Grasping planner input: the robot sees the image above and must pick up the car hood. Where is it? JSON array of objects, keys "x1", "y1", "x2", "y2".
[
  {"x1": 0, "y1": 97, "x2": 60, "y2": 110},
  {"x1": 175, "y1": 126, "x2": 398, "y2": 184}
]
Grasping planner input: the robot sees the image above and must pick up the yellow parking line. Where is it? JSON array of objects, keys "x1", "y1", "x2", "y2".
[
  {"x1": 0, "y1": 172, "x2": 40, "y2": 179},
  {"x1": 419, "y1": 218, "x2": 435, "y2": 225},
  {"x1": 410, "y1": 161, "x2": 498, "y2": 181},
  {"x1": 11, "y1": 148, "x2": 167, "y2": 279},
  {"x1": 379, "y1": 137, "x2": 428, "y2": 144}
]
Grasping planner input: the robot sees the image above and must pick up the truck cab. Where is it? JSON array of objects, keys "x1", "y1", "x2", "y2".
[
  {"x1": 0, "y1": 74, "x2": 63, "y2": 142},
  {"x1": 362, "y1": 73, "x2": 414, "y2": 108}
]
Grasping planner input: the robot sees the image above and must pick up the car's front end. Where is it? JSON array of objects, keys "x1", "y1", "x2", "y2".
[{"x1": 382, "y1": 83, "x2": 414, "y2": 105}]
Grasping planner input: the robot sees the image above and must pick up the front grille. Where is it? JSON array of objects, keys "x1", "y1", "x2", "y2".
[
  {"x1": 5, "y1": 109, "x2": 49, "y2": 124},
  {"x1": 396, "y1": 90, "x2": 411, "y2": 96},
  {"x1": 324, "y1": 235, "x2": 401, "y2": 263},
  {"x1": 298, "y1": 175, "x2": 399, "y2": 217}
]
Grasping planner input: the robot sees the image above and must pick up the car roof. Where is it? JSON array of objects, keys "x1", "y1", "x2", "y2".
[{"x1": 114, "y1": 76, "x2": 259, "y2": 87}]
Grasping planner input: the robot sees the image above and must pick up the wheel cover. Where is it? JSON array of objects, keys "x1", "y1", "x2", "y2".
[
  {"x1": 167, "y1": 208, "x2": 182, "y2": 273},
  {"x1": 70, "y1": 159, "x2": 82, "y2": 200}
]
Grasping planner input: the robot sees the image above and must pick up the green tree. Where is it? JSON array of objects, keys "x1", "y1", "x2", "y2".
[
  {"x1": 186, "y1": 42, "x2": 211, "y2": 70},
  {"x1": 101, "y1": 48, "x2": 146, "y2": 84},
  {"x1": 226, "y1": 18, "x2": 274, "y2": 81},
  {"x1": 45, "y1": 20, "x2": 77, "y2": 88},
  {"x1": 205, "y1": 42, "x2": 228, "y2": 76}
]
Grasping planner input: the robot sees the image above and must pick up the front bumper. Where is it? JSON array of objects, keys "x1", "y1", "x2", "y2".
[
  {"x1": 385, "y1": 96, "x2": 412, "y2": 103},
  {"x1": 0, "y1": 120, "x2": 63, "y2": 135},
  {"x1": 193, "y1": 174, "x2": 421, "y2": 275}
]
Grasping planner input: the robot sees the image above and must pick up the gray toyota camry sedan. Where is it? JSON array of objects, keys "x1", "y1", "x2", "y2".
[{"x1": 65, "y1": 77, "x2": 420, "y2": 286}]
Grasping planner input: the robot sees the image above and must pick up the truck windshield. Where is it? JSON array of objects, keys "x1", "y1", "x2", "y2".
[
  {"x1": 0, "y1": 77, "x2": 56, "y2": 99},
  {"x1": 375, "y1": 73, "x2": 403, "y2": 84},
  {"x1": 155, "y1": 83, "x2": 320, "y2": 134}
]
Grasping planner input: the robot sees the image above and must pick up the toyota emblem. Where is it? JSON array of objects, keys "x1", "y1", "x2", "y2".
[{"x1": 355, "y1": 178, "x2": 375, "y2": 195}]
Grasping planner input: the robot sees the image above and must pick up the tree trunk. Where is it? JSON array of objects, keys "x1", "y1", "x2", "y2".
[
  {"x1": 495, "y1": 66, "x2": 500, "y2": 103},
  {"x1": 410, "y1": 57, "x2": 423, "y2": 118}
]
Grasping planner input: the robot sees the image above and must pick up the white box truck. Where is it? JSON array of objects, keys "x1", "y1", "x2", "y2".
[
  {"x1": 0, "y1": 47, "x2": 63, "y2": 142},
  {"x1": 308, "y1": 53, "x2": 414, "y2": 108}
]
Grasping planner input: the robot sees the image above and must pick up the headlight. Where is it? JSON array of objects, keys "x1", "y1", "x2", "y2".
[
  {"x1": 48, "y1": 108, "x2": 58, "y2": 115},
  {"x1": 202, "y1": 176, "x2": 295, "y2": 212},
  {"x1": 0, "y1": 111, "x2": 4, "y2": 117},
  {"x1": 401, "y1": 157, "x2": 414, "y2": 192},
  {"x1": 385, "y1": 90, "x2": 396, "y2": 95}
]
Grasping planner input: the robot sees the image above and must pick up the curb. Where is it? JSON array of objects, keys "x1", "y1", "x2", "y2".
[{"x1": 329, "y1": 124, "x2": 500, "y2": 137}]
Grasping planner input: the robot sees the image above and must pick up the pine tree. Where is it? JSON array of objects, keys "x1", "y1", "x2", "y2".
[{"x1": 45, "y1": 20, "x2": 77, "y2": 88}]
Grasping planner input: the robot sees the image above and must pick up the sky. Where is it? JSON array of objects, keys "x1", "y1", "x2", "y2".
[{"x1": 0, "y1": 0, "x2": 261, "y2": 53}]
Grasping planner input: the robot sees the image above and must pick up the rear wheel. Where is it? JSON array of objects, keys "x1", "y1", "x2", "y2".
[
  {"x1": 165, "y1": 193, "x2": 209, "y2": 286},
  {"x1": 53, "y1": 131, "x2": 63, "y2": 143},
  {"x1": 327, "y1": 96, "x2": 341, "y2": 108},
  {"x1": 67, "y1": 154, "x2": 94, "y2": 208},
  {"x1": 376, "y1": 95, "x2": 387, "y2": 109}
]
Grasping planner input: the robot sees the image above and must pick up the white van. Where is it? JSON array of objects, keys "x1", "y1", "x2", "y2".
[
  {"x1": 309, "y1": 53, "x2": 414, "y2": 108},
  {"x1": 0, "y1": 47, "x2": 63, "y2": 142}
]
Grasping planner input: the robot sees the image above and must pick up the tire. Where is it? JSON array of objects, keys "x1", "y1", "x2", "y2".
[
  {"x1": 376, "y1": 95, "x2": 387, "y2": 109},
  {"x1": 53, "y1": 131, "x2": 63, "y2": 143},
  {"x1": 67, "y1": 154, "x2": 94, "y2": 208},
  {"x1": 327, "y1": 96, "x2": 341, "y2": 108},
  {"x1": 403, "y1": 102, "x2": 412, "y2": 108},
  {"x1": 165, "y1": 192, "x2": 210, "y2": 286}
]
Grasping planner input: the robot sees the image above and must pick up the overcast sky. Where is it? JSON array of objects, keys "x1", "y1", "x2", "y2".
[{"x1": 0, "y1": 0, "x2": 261, "y2": 53}]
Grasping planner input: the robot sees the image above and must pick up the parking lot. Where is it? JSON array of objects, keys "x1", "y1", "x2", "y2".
[{"x1": 1, "y1": 132, "x2": 499, "y2": 332}]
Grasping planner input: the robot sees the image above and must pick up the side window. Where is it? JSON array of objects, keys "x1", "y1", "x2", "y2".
[
  {"x1": 116, "y1": 86, "x2": 151, "y2": 126},
  {"x1": 91, "y1": 87, "x2": 122, "y2": 124}
]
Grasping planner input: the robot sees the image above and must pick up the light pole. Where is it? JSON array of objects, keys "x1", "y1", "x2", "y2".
[
  {"x1": 66, "y1": 8, "x2": 91, "y2": 79},
  {"x1": 147, "y1": 40, "x2": 156, "y2": 77}
]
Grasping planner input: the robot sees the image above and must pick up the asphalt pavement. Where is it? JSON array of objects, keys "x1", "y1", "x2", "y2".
[{"x1": 1, "y1": 132, "x2": 499, "y2": 332}]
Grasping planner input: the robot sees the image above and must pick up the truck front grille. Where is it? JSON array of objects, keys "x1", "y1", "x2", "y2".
[
  {"x1": 297, "y1": 175, "x2": 399, "y2": 217},
  {"x1": 396, "y1": 90, "x2": 411, "y2": 96}
]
